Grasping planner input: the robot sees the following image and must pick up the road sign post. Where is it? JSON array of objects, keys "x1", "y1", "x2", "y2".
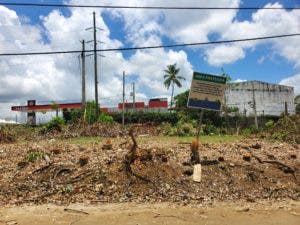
[{"x1": 187, "y1": 72, "x2": 226, "y2": 166}]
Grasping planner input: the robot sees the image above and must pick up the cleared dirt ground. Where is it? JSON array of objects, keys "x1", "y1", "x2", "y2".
[{"x1": 1, "y1": 200, "x2": 300, "y2": 225}]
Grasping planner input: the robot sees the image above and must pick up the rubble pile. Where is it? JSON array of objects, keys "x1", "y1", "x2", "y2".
[{"x1": 0, "y1": 137, "x2": 299, "y2": 206}]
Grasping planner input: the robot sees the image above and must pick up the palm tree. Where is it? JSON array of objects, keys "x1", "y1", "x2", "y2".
[{"x1": 163, "y1": 63, "x2": 185, "y2": 108}]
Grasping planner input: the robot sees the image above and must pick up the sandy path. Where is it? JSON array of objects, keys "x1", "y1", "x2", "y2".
[{"x1": 1, "y1": 201, "x2": 300, "y2": 225}]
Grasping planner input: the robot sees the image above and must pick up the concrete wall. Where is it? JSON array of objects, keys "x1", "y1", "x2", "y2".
[{"x1": 225, "y1": 81, "x2": 295, "y2": 116}]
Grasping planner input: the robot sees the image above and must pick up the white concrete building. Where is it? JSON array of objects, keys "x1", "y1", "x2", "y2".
[{"x1": 225, "y1": 81, "x2": 295, "y2": 116}]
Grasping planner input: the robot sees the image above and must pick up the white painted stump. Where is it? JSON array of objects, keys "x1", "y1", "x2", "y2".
[{"x1": 193, "y1": 164, "x2": 202, "y2": 182}]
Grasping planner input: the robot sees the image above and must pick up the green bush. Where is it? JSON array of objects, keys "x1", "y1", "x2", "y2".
[
  {"x1": 242, "y1": 128, "x2": 251, "y2": 136},
  {"x1": 161, "y1": 121, "x2": 196, "y2": 136},
  {"x1": 63, "y1": 109, "x2": 82, "y2": 123},
  {"x1": 112, "y1": 112, "x2": 178, "y2": 124},
  {"x1": 265, "y1": 119, "x2": 274, "y2": 128},
  {"x1": 98, "y1": 113, "x2": 114, "y2": 124},
  {"x1": 26, "y1": 151, "x2": 44, "y2": 163},
  {"x1": 203, "y1": 124, "x2": 218, "y2": 135},
  {"x1": 43, "y1": 117, "x2": 65, "y2": 132}
]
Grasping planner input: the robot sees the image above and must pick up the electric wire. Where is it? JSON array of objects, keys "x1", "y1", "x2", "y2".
[
  {"x1": 0, "y1": 33, "x2": 299, "y2": 57},
  {"x1": 0, "y1": 2, "x2": 299, "y2": 10}
]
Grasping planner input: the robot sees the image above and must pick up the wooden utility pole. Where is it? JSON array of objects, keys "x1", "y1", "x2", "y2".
[
  {"x1": 81, "y1": 40, "x2": 86, "y2": 112},
  {"x1": 132, "y1": 82, "x2": 135, "y2": 110},
  {"x1": 93, "y1": 12, "x2": 99, "y2": 118},
  {"x1": 122, "y1": 71, "x2": 125, "y2": 127},
  {"x1": 251, "y1": 82, "x2": 258, "y2": 129}
]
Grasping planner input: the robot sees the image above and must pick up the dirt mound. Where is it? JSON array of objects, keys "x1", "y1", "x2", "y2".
[{"x1": 0, "y1": 137, "x2": 299, "y2": 206}]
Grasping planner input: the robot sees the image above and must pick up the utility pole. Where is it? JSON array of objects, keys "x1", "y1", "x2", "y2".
[
  {"x1": 122, "y1": 71, "x2": 125, "y2": 127},
  {"x1": 81, "y1": 40, "x2": 86, "y2": 112},
  {"x1": 132, "y1": 82, "x2": 135, "y2": 111},
  {"x1": 93, "y1": 12, "x2": 99, "y2": 118},
  {"x1": 251, "y1": 82, "x2": 258, "y2": 129}
]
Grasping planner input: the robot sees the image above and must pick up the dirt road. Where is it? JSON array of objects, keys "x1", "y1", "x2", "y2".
[{"x1": 1, "y1": 200, "x2": 299, "y2": 225}]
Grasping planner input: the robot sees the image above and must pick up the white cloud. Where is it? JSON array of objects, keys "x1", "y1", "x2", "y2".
[
  {"x1": 205, "y1": 44, "x2": 245, "y2": 66},
  {"x1": 1, "y1": 1, "x2": 300, "y2": 121},
  {"x1": 0, "y1": 4, "x2": 193, "y2": 118},
  {"x1": 205, "y1": 3, "x2": 300, "y2": 66},
  {"x1": 233, "y1": 79, "x2": 247, "y2": 83},
  {"x1": 279, "y1": 74, "x2": 300, "y2": 95}
]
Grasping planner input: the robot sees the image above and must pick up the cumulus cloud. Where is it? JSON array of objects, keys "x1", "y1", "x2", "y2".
[
  {"x1": 1, "y1": 0, "x2": 300, "y2": 121},
  {"x1": 205, "y1": 45, "x2": 245, "y2": 66},
  {"x1": 280, "y1": 74, "x2": 300, "y2": 95},
  {"x1": 0, "y1": 3, "x2": 193, "y2": 119},
  {"x1": 205, "y1": 3, "x2": 300, "y2": 66}
]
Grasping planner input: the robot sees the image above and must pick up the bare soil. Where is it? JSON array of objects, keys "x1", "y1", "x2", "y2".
[{"x1": 0, "y1": 200, "x2": 300, "y2": 225}]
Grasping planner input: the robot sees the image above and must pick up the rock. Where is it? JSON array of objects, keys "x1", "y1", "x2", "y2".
[
  {"x1": 165, "y1": 183, "x2": 171, "y2": 190},
  {"x1": 193, "y1": 164, "x2": 201, "y2": 182},
  {"x1": 229, "y1": 163, "x2": 235, "y2": 167},
  {"x1": 43, "y1": 154, "x2": 51, "y2": 163},
  {"x1": 243, "y1": 153, "x2": 252, "y2": 162},
  {"x1": 218, "y1": 155, "x2": 225, "y2": 162},
  {"x1": 79, "y1": 155, "x2": 89, "y2": 166},
  {"x1": 252, "y1": 143, "x2": 261, "y2": 149}
]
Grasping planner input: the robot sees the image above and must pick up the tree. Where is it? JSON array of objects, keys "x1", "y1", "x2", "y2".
[{"x1": 163, "y1": 64, "x2": 185, "y2": 109}]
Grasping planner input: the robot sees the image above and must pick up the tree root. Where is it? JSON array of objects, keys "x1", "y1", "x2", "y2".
[{"x1": 123, "y1": 126, "x2": 153, "y2": 184}]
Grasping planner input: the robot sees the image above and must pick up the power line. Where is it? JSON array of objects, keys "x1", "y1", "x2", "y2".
[
  {"x1": 0, "y1": 2, "x2": 299, "y2": 10},
  {"x1": 0, "y1": 33, "x2": 299, "y2": 57}
]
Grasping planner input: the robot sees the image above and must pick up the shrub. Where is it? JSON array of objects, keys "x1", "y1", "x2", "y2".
[
  {"x1": 161, "y1": 121, "x2": 196, "y2": 136},
  {"x1": 43, "y1": 117, "x2": 65, "y2": 133},
  {"x1": 242, "y1": 128, "x2": 251, "y2": 136},
  {"x1": 63, "y1": 109, "x2": 82, "y2": 123},
  {"x1": 112, "y1": 112, "x2": 178, "y2": 124},
  {"x1": 26, "y1": 151, "x2": 44, "y2": 163},
  {"x1": 203, "y1": 124, "x2": 218, "y2": 135},
  {"x1": 98, "y1": 113, "x2": 114, "y2": 124},
  {"x1": 265, "y1": 119, "x2": 274, "y2": 128}
]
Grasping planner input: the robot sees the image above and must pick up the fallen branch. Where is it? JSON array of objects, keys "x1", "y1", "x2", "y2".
[
  {"x1": 64, "y1": 208, "x2": 89, "y2": 215},
  {"x1": 249, "y1": 152, "x2": 297, "y2": 180}
]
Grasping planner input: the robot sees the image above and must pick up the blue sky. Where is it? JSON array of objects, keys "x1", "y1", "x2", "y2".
[{"x1": 0, "y1": 0, "x2": 300, "y2": 119}]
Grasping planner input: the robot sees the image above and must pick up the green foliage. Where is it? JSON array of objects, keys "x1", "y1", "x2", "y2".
[
  {"x1": 241, "y1": 128, "x2": 251, "y2": 136},
  {"x1": 163, "y1": 63, "x2": 185, "y2": 107},
  {"x1": 268, "y1": 115, "x2": 299, "y2": 143},
  {"x1": 296, "y1": 103, "x2": 300, "y2": 114},
  {"x1": 265, "y1": 119, "x2": 274, "y2": 128},
  {"x1": 63, "y1": 108, "x2": 82, "y2": 123},
  {"x1": 43, "y1": 117, "x2": 65, "y2": 133},
  {"x1": 161, "y1": 121, "x2": 197, "y2": 136},
  {"x1": 26, "y1": 151, "x2": 45, "y2": 163},
  {"x1": 61, "y1": 184, "x2": 73, "y2": 194},
  {"x1": 98, "y1": 113, "x2": 114, "y2": 124},
  {"x1": 203, "y1": 124, "x2": 218, "y2": 135},
  {"x1": 112, "y1": 112, "x2": 178, "y2": 124},
  {"x1": 85, "y1": 101, "x2": 98, "y2": 124}
]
